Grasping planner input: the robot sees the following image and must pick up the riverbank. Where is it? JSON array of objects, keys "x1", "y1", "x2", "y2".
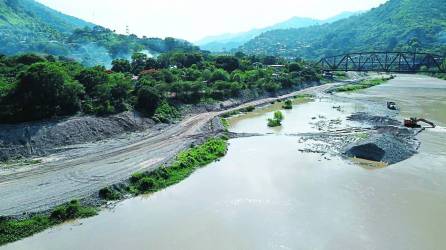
[
  {"x1": 3, "y1": 74, "x2": 444, "y2": 250},
  {"x1": 0, "y1": 137, "x2": 229, "y2": 246},
  {"x1": 0, "y1": 76, "x2": 352, "y2": 218},
  {"x1": 0, "y1": 73, "x2": 380, "y2": 245}
]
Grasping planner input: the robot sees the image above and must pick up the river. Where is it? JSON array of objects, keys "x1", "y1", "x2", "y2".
[{"x1": 3, "y1": 74, "x2": 446, "y2": 250}]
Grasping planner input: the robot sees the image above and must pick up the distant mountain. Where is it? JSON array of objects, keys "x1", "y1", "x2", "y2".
[
  {"x1": 197, "y1": 11, "x2": 361, "y2": 52},
  {"x1": 0, "y1": 0, "x2": 198, "y2": 66},
  {"x1": 240, "y1": 0, "x2": 446, "y2": 59}
]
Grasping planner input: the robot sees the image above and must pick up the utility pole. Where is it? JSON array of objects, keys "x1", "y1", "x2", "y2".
[{"x1": 126, "y1": 25, "x2": 130, "y2": 35}]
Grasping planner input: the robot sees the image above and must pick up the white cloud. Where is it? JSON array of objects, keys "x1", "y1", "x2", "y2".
[{"x1": 37, "y1": 0, "x2": 387, "y2": 41}]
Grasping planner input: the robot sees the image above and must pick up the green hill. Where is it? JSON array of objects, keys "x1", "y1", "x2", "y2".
[
  {"x1": 0, "y1": 0, "x2": 198, "y2": 66},
  {"x1": 197, "y1": 12, "x2": 361, "y2": 52},
  {"x1": 240, "y1": 0, "x2": 446, "y2": 59}
]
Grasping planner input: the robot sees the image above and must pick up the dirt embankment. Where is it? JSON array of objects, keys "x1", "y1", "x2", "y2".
[{"x1": 0, "y1": 112, "x2": 162, "y2": 161}]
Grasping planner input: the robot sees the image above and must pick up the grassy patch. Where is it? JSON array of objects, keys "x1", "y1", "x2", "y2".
[
  {"x1": 0, "y1": 200, "x2": 97, "y2": 246},
  {"x1": 333, "y1": 76, "x2": 394, "y2": 93},
  {"x1": 129, "y1": 137, "x2": 228, "y2": 195}
]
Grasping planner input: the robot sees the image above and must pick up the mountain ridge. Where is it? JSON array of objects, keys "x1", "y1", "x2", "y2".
[
  {"x1": 239, "y1": 0, "x2": 446, "y2": 59},
  {"x1": 0, "y1": 0, "x2": 198, "y2": 66},
  {"x1": 196, "y1": 11, "x2": 362, "y2": 52}
]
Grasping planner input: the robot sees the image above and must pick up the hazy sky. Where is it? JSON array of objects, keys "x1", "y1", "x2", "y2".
[{"x1": 37, "y1": 0, "x2": 387, "y2": 42}]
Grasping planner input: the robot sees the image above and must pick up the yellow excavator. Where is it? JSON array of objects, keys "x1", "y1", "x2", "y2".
[{"x1": 404, "y1": 118, "x2": 436, "y2": 128}]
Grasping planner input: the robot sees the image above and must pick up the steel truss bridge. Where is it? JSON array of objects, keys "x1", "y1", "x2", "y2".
[{"x1": 316, "y1": 52, "x2": 445, "y2": 73}]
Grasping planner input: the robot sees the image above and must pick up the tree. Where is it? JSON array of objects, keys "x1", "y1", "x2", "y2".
[
  {"x1": 215, "y1": 56, "x2": 240, "y2": 72},
  {"x1": 76, "y1": 66, "x2": 108, "y2": 94},
  {"x1": 131, "y1": 53, "x2": 148, "y2": 75},
  {"x1": 210, "y1": 69, "x2": 229, "y2": 82},
  {"x1": 15, "y1": 54, "x2": 46, "y2": 65},
  {"x1": 111, "y1": 59, "x2": 131, "y2": 73},
  {"x1": 94, "y1": 73, "x2": 133, "y2": 114},
  {"x1": 145, "y1": 58, "x2": 159, "y2": 69},
  {"x1": 15, "y1": 62, "x2": 84, "y2": 121},
  {"x1": 136, "y1": 86, "x2": 161, "y2": 116},
  {"x1": 288, "y1": 63, "x2": 302, "y2": 72}
]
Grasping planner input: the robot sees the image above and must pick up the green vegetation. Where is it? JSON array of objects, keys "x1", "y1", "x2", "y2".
[
  {"x1": 1, "y1": 137, "x2": 228, "y2": 246},
  {"x1": 153, "y1": 101, "x2": 180, "y2": 123},
  {"x1": 282, "y1": 100, "x2": 293, "y2": 109},
  {"x1": 0, "y1": 200, "x2": 97, "y2": 246},
  {"x1": 241, "y1": 105, "x2": 256, "y2": 112},
  {"x1": 0, "y1": 52, "x2": 320, "y2": 123},
  {"x1": 332, "y1": 77, "x2": 393, "y2": 93},
  {"x1": 268, "y1": 111, "x2": 284, "y2": 127},
  {"x1": 334, "y1": 72, "x2": 348, "y2": 80},
  {"x1": 129, "y1": 137, "x2": 228, "y2": 194},
  {"x1": 221, "y1": 118, "x2": 230, "y2": 131},
  {"x1": 241, "y1": 0, "x2": 446, "y2": 58},
  {"x1": 98, "y1": 187, "x2": 122, "y2": 201}
]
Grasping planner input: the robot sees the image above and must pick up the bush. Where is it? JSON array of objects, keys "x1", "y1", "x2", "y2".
[
  {"x1": 267, "y1": 118, "x2": 282, "y2": 127},
  {"x1": 153, "y1": 100, "x2": 180, "y2": 123},
  {"x1": 282, "y1": 100, "x2": 293, "y2": 109},
  {"x1": 137, "y1": 177, "x2": 156, "y2": 192},
  {"x1": 274, "y1": 111, "x2": 284, "y2": 121},
  {"x1": 241, "y1": 105, "x2": 255, "y2": 112},
  {"x1": 267, "y1": 111, "x2": 284, "y2": 127},
  {"x1": 50, "y1": 200, "x2": 97, "y2": 221},
  {"x1": 98, "y1": 187, "x2": 121, "y2": 200}
]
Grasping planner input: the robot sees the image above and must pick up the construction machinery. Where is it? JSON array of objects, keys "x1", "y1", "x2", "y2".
[{"x1": 404, "y1": 118, "x2": 436, "y2": 128}]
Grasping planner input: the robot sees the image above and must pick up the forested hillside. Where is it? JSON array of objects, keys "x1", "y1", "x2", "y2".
[
  {"x1": 0, "y1": 0, "x2": 198, "y2": 66},
  {"x1": 197, "y1": 12, "x2": 360, "y2": 52},
  {"x1": 240, "y1": 0, "x2": 446, "y2": 59}
]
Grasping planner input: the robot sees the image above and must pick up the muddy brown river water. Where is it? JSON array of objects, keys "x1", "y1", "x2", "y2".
[{"x1": 2, "y1": 75, "x2": 446, "y2": 250}]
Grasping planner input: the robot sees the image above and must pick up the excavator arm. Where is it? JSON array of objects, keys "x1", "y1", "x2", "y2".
[
  {"x1": 404, "y1": 117, "x2": 436, "y2": 128},
  {"x1": 416, "y1": 118, "x2": 436, "y2": 128}
]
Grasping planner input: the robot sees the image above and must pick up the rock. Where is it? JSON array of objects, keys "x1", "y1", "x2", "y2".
[
  {"x1": 344, "y1": 132, "x2": 418, "y2": 164},
  {"x1": 345, "y1": 143, "x2": 385, "y2": 162}
]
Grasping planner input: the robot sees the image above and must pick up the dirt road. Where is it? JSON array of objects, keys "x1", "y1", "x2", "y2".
[{"x1": 0, "y1": 84, "x2": 335, "y2": 217}]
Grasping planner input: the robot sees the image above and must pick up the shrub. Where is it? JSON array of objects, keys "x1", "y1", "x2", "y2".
[
  {"x1": 282, "y1": 100, "x2": 293, "y2": 109},
  {"x1": 153, "y1": 100, "x2": 180, "y2": 123},
  {"x1": 274, "y1": 111, "x2": 284, "y2": 121},
  {"x1": 50, "y1": 200, "x2": 97, "y2": 221},
  {"x1": 241, "y1": 105, "x2": 255, "y2": 112},
  {"x1": 267, "y1": 111, "x2": 284, "y2": 127},
  {"x1": 267, "y1": 118, "x2": 282, "y2": 127},
  {"x1": 98, "y1": 187, "x2": 120, "y2": 200},
  {"x1": 137, "y1": 177, "x2": 156, "y2": 192}
]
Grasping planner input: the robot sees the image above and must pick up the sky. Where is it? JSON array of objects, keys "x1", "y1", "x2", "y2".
[{"x1": 36, "y1": 0, "x2": 387, "y2": 42}]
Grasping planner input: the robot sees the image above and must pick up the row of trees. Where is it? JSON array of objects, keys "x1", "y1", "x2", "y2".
[{"x1": 0, "y1": 51, "x2": 321, "y2": 123}]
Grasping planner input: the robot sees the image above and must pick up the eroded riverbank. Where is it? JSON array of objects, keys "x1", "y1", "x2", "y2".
[{"x1": 2, "y1": 74, "x2": 446, "y2": 250}]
